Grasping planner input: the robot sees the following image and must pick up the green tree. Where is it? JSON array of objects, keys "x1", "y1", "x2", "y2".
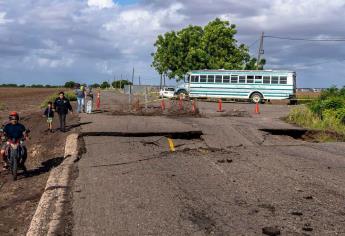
[
  {"x1": 100, "y1": 81, "x2": 110, "y2": 89},
  {"x1": 90, "y1": 83, "x2": 101, "y2": 88},
  {"x1": 151, "y1": 18, "x2": 265, "y2": 80},
  {"x1": 64, "y1": 81, "x2": 76, "y2": 88},
  {"x1": 111, "y1": 80, "x2": 132, "y2": 89}
]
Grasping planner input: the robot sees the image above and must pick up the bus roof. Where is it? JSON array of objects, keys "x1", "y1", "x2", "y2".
[{"x1": 189, "y1": 69, "x2": 295, "y2": 74}]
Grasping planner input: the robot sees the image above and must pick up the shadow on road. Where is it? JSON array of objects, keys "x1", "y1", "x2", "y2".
[{"x1": 25, "y1": 156, "x2": 64, "y2": 178}]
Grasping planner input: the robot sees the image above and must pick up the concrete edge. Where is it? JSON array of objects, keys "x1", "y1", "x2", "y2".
[{"x1": 26, "y1": 133, "x2": 79, "y2": 236}]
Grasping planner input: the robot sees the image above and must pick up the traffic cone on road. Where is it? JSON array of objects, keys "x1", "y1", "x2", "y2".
[
  {"x1": 161, "y1": 99, "x2": 165, "y2": 111},
  {"x1": 192, "y1": 99, "x2": 196, "y2": 113},
  {"x1": 217, "y1": 99, "x2": 224, "y2": 112},
  {"x1": 96, "y1": 92, "x2": 101, "y2": 110},
  {"x1": 178, "y1": 96, "x2": 183, "y2": 111},
  {"x1": 255, "y1": 102, "x2": 260, "y2": 114}
]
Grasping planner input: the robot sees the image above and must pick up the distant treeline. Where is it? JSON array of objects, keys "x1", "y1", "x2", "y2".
[
  {"x1": 0, "y1": 84, "x2": 62, "y2": 88},
  {"x1": 0, "y1": 80, "x2": 133, "y2": 89}
]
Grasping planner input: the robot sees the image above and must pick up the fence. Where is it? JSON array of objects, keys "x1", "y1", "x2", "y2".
[{"x1": 124, "y1": 85, "x2": 159, "y2": 95}]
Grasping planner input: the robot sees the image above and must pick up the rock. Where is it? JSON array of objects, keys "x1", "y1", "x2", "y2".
[
  {"x1": 226, "y1": 159, "x2": 233, "y2": 163},
  {"x1": 262, "y1": 226, "x2": 281, "y2": 236},
  {"x1": 304, "y1": 196, "x2": 313, "y2": 200},
  {"x1": 217, "y1": 159, "x2": 225, "y2": 163},
  {"x1": 291, "y1": 211, "x2": 303, "y2": 216}
]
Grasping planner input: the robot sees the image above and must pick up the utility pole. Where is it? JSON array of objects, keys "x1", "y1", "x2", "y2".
[
  {"x1": 257, "y1": 32, "x2": 265, "y2": 68},
  {"x1": 131, "y1": 67, "x2": 135, "y2": 85}
]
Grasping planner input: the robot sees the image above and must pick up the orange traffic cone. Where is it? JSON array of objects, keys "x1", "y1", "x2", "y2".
[
  {"x1": 96, "y1": 92, "x2": 100, "y2": 110},
  {"x1": 217, "y1": 99, "x2": 224, "y2": 112},
  {"x1": 255, "y1": 102, "x2": 260, "y2": 114},
  {"x1": 192, "y1": 100, "x2": 196, "y2": 113},
  {"x1": 161, "y1": 99, "x2": 165, "y2": 111},
  {"x1": 178, "y1": 96, "x2": 183, "y2": 111}
]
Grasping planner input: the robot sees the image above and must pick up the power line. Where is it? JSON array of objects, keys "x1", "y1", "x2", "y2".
[
  {"x1": 265, "y1": 35, "x2": 345, "y2": 42},
  {"x1": 248, "y1": 38, "x2": 260, "y2": 48}
]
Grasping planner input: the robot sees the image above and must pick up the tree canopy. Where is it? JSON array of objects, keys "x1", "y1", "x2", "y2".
[
  {"x1": 112, "y1": 80, "x2": 132, "y2": 89},
  {"x1": 152, "y1": 18, "x2": 265, "y2": 80}
]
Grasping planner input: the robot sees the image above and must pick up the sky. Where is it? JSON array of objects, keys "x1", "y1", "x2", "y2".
[{"x1": 0, "y1": 0, "x2": 344, "y2": 88}]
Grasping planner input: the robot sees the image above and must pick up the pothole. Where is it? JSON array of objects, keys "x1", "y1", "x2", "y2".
[{"x1": 260, "y1": 128, "x2": 345, "y2": 142}]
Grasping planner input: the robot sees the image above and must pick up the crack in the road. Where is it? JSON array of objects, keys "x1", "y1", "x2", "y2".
[
  {"x1": 81, "y1": 130, "x2": 204, "y2": 140},
  {"x1": 89, "y1": 155, "x2": 162, "y2": 168}
]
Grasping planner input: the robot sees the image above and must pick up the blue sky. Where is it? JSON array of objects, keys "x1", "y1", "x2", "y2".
[
  {"x1": 0, "y1": 0, "x2": 344, "y2": 87},
  {"x1": 117, "y1": 0, "x2": 138, "y2": 5}
]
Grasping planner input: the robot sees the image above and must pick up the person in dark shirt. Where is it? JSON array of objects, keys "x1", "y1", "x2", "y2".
[
  {"x1": 1, "y1": 112, "x2": 28, "y2": 171},
  {"x1": 54, "y1": 91, "x2": 73, "y2": 132},
  {"x1": 43, "y1": 101, "x2": 54, "y2": 132}
]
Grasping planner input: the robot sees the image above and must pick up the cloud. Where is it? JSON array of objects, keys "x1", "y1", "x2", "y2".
[
  {"x1": 0, "y1": 0, "x2": 344, "y2": 87},
  {"x1": 87, "y1": 0, "x2": 115, "y2": 9},
  {"x1": 0, "y1": 11, "x2": 12, "y2": 24}
]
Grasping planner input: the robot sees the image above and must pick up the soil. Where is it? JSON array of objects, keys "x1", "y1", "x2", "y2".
[{"x1": 0, "y1": 88, "x2": 80, "y2": 236}]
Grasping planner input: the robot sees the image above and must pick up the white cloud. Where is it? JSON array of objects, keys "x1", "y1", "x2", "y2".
[
  {"x1": 0, "y1": 12, "x2": 13, "y2": 24},
  {"x1": 87, "y1": 0, "x2": 115, "y2": 9},
  {"x1": 0, "y1": 0, "x2": 344, "y2": 87}
]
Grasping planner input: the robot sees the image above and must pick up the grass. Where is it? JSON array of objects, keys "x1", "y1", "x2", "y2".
[
  {"x1": 287, "y1": 105, "x2": 345, "y2": 141},
  {"x1": 40, "y1": 91, "x2": 77, "y2": 108}
]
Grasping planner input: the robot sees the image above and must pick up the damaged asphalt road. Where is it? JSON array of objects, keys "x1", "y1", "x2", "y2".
[{"x1": 70, "y1": 92, "x2": 345, "y2": 235}]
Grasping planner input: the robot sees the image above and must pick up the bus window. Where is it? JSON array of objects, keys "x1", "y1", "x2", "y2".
[
  {"x1": 223, "y1": 75, "x2": 230, "y2": 83},
  {"x1": 263, "y1": 76, "x2": 270, "y2": 84},
  {"x1": 247, "y1": 75, "x2": 254, "y2": 83},
  {"x1": 191, "y1": 75, "x2": 199, "y2": 83},
  {"x1": 200, "y1": 75, "x2": 207, "y2": 83},
  {"x1": 231, "y1": 75, "x2": 238, "y2": 83},
  {"x1": 271, "y1": 76, "x2": 279, "y2": 84},
  {"x1": 215, "y1": 75, "x2": 222, "y2": 83},
  {"x1": 255, "y1": 76, "x2": 262, "y2": 84},
  {"x1": 280, "y1": 76, "x2": 287, "y2": 84},
  {"x1": 239, "y1": 76, "x2": 246, "y2": 83},
  {"x1": 208, "y1": 75, "x2": 215, "y2": 83}
]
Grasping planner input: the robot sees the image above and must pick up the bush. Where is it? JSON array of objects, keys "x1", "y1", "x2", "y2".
[
  {"x1": 100, "y1": 81, "x2": 110, "y2": 89},
  {"x1": 335, "y1": 108, "x2": 345, "y2": 124},
  {"x1": 90, "y1": 83, "x2": 100, "y2": 88},
  {"x1": 64, "y1": 81, "x2": 76, "y2": 88},
  {"x1": 309, "y1": 97, "x2": 345, "y2": 119},
  {"x1": 40, "y1": 91, "x2": 77, "y2": 108},
  {"x1": 112, "y1": 80, "x2": 132, "y2": 89}
]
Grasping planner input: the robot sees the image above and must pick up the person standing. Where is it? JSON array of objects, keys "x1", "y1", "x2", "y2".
[
  {"x1": 85, "y1": 86, "x2": 94, "y2": 114},
  {"x1": 54, "y1": 92, "x2": 73, "y2": 132},
  {"x1": 75, "y1": 85, "x2": 86, "y2": 113},
  {"x1": 43, "y1": 101, "x2": 54, "y2": 132}
]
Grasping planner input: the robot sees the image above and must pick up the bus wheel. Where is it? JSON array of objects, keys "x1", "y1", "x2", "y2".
[
  {"x1": 177, "y1": 90, "x2": 188, "y2": 100},
  {"x1": 250, "y1": 92, "x2": 263, "y2": 103}
]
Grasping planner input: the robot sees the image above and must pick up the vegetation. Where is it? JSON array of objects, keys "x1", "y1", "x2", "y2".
[
  {"x1": 64, "y1": 81, "x2": 76, "y2": 88},
  {"x1": 288, "y1": 86, "x2": 345, "y2": 136},
  {"x1": 40, "y1": 91, "x2": 77, "y2": 108},
  {"x1": 151, "y1": 18, "x2": 265, "y2": 81},
  {"x1": 3, "y1": 83, "x2": 18, "y2": 87},
  {"x1": 100, "y1": 81, "x2": 111, "y2": 89},
  {"x1": 112, "y1": 80, "x2": 132, "y2": 89},
  {"x1": 90, "y1": 83, "x2": 101, "y2": 88}
]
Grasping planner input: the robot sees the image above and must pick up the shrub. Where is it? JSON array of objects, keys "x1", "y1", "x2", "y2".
[
  {"x1": 40, "y1": 91, "x2": 77, "y2": 108},
  {"x1": 335, "y1": 108, "x2": 345, "y2": 124},
  {"x1": 100, "y1": 81, "x2": 110, "y2": 89}
]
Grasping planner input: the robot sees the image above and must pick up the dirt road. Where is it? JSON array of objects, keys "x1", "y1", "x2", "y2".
[
  {"x1": 0, "y1": 88, "x2": 79, "y2": 235},
  {"x1": 71, "y1": 91, "x2": 345, "y2": 235}
]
